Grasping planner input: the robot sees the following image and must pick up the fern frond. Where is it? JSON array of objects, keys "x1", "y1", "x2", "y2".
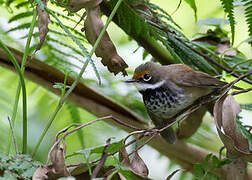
[
  {"x1": 47, "y1": 43, "x2": 85, "y2": 65},
  {"x1": 47, "y1": 37, "x2": 83, "y2": 56},
  {"x1": 148, "y1": 2, "x2": 182, "y2": 29},
  {"x1": 49, "y1": 29, "x2": 87, "y2": 43},
  {"x1": 8, "y1": 11, "x2": 33, "y2": 23},
  {"x1": 7, "y1": 23, "x2": 34, "y2": 33},
  {"x1": 53, "y1": 11, "x2": 83, "y2": 25},
  {"x1": 15, "y1": 1, "x2": 30, "y2": 9},
  {"x1": 243, "y1": 0, "x2": 252, "y2": 39},
  {"x1": 220, "y1": 0, "x2": 235, "y2": 44},
  {"x1": 50, "y1": 20, "x2": 85, "y2": 40}
]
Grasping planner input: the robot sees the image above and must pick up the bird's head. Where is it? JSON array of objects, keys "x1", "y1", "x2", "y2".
[{"x1": 126, "y1": 62, "x2": 165, "y2": 92}]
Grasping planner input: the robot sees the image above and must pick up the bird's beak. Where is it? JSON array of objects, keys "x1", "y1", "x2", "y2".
[{"x1": 125, "y1": 78, "x2": 137, "y2": 83}]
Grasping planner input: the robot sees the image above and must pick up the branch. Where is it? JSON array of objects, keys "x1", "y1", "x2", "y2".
[{"x1": 0, "y1": 47, "x2": 251, "y2": 178}]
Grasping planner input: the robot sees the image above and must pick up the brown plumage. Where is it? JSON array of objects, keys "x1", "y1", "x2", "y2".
[{"x1": 126, "y1": 62, "x2": 235, "y2": 144}]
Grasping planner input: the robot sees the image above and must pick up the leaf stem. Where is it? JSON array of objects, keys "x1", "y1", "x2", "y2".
[
  {"x1": 6, "y1": 9, "x2": 37, "y2": 155},
  {"x1": 0, "y1": 41, "x2": 27, "y2": 153}
]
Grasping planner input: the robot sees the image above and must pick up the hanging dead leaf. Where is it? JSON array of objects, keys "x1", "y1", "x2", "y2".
[
  {"x1": 36, "y1": 0, "x2": 50, "y2": 52},
  {"x1": 131, "y1": 150, "x2": 149, "y2": 177},
  {"x1": 60, "y1": 0, "x2": 103, "y2": 13},
  {"x1": 32, "y1": 166, "x2": 48, "y2": 180},
  {"x1": 84, "y1": 6, "x2": 128, "y2": 76},
  {"x1": 214, "y1": 94, "x2": 252, "y2": 162},
  {"x1": 48, "y1": 143, "x2": 70, "y2": 178},
  {"x1": 119, "y1": 145, "x2": 131, "y2": 168},
  {"x1": 119, "y1": 137, "x2": 149, "y2": 178},
  {"x1": 216, "y1": 40, "x2": 237, "y2": 56},
  {"x1": 131, "y1": 135, "x2": 148, "y2": 177}
]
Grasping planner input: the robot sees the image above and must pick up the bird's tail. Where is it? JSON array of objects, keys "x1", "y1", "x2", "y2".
[{"x1": 160, "y1": 127, "x2": 177, "y2": 144}]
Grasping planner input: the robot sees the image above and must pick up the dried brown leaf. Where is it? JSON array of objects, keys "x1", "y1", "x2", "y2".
[
  {"x1": 131, "y1": 151, "x2": 149, "y2": 177},
  {"x1": 84, "y1": 6, "x2": 128, "y2": 76},
  {"x1": 119, "y1": 138, "x2": 148, "y2": 178},
  {"x1": 36, "y1": 0, "x2": 50, "y2": 52},
  {"x1": 32, "y1": 166, "x2": 48, "y2": 180},
  {"x1": 119, "y1": 145, "x2": 131, "y2": 168},
  {"x1": 217, "y1": 40, "x2": 237, "y2": 56},
  {"x1": 48, "y1": 143, "x2": 70, "y2": 178},
  {"x1": 63, "y1": 0, "x2": 103, "y2": 12},
  {"x1": 222, "y1": 95, "x2": 249, "y2": 152},
  {"x1": 214, "y1": 94, "x2": 252, "y2": 162},
  {"x1": 131, "y1": 135, "x2": 148, "y2": 177}
]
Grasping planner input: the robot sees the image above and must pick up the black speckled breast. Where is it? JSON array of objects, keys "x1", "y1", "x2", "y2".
[{"x1": 141, "y1": 85, "x2": 189, "y2": 119}]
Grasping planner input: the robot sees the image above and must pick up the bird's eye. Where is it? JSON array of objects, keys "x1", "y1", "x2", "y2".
[{"x1": 143, "y1": 74, "x2": 152, "y2": 82}]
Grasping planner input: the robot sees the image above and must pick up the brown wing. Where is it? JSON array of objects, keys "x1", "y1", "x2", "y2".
[{"x1": 164, "y1": 64, "x2": 226, "y2": 88}]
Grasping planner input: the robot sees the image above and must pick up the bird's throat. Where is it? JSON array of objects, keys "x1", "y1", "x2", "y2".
[{"x1": 135, "y1": 80, "x2": 165, "y2": 93}]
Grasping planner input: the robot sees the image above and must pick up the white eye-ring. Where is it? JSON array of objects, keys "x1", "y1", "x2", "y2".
[{"x1": 143, "y1": 74, "x2": 152, "y2": 82}]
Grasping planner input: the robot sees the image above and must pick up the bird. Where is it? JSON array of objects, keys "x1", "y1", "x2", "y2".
[{"x1": 126, "y1": 62, "x2": 234, "y2": 144}]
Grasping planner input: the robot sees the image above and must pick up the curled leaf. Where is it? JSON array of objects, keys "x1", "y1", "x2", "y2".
[
  {"x1": 36, "y1": 0, "x2": 50, "y2": 51},
  {"x1": 119, "y1": 145, "x2": 131, "y2": 168},
  {"x1": 119, "y1": 137, "x2": 148, "y2": 178},
  {"x1": 214, "y1": 94, "x2": 252, "y2": 162},
  {"x1": 32, "y1": 166, "x2": 48, "y2": 180},
  {"x1": 84, "y1": 6, "x2": 128, "y2": 76},
  {"x1": 49, "y1": 143, "x2": 70, "y2": 178},
  {"x1": 33, "y1": 143, "x2": 70, "y2": 179},
  {"x1": 217, "y1": 40, "x2": 237, "y2": 56},
  {"x1": 131, "y1": 150, "x2": 149, "y2": 177},
  {"x1": 131, "y1": 135, "x2": 148, "y2": 177}
]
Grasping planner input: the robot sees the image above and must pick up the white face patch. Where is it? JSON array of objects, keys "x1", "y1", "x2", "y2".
[{"x1": 135, "y1": 80, "x2": 165, "y2": 91}]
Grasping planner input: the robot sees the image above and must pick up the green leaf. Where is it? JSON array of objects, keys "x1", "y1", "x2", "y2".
[
  {"x1": 193, "y1": 163, "x2": 204, "y2": 178},
  {"x1": 66, "y1": 102, "x2": 85, "y2": 148},
  {"x1": 205, "y1": 173, "x2": 218, "y2": 180},
  {"x1": 53, "y1": 82, "x2": 70, "y2": 90},
  {"x1": 240, "y1": 103, "x2": 252, "y2": 110},
  {"x1": 67, "y1": 139, "x2": 124, "y2": 158},
  {"x1": 197, "y1": 18, "x2": 229, "y2": 26},
  {"x1": 218, "y1": 158, "x2": 232, "y2": 168},
  {"x1": 220, "y1": 0, "x2": 235, "y2": 44},
  {"x1": 243, "y1": 0, "x2": 252, "y2": 44},
  {"x1": 142, "y1": 50, "x2": 149, "y2": 60},
  {"x1": 236, "y1": 115, "x2": 252, "y2": 151},
  {"x1": 204, "y1": 153, "x2": 212, "y2": 170},
  {"x1": 118, "y1": 169, "x2": 146, "y2": 180},
  {"x1": 9, "y1": 11, "x2": 33, "y2": 23},
  {"x1": 212, "y1": 155, "x2": 220, "y2": 169},
  {"x1": 184, "y1": 0, "x2": 197, "y2": 20}
]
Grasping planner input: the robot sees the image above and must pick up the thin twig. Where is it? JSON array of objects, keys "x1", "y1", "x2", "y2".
[
  {"x1": 47, "y1": 116, "x2": 140, "y2": 164},
  {"x1": 56, "y1": 123, "x2": 82, "y2": 140},
  {"x1": 91, "y1": 138, "x2": 111, "y2": 179},
  {"x1": 128, "y1": 133, "x2": 157, "y2": 156},
  {"x1": 7, "y1": 116, "x2": 18, "y2": 155},
  {"x1": 74, "y1": 11, "x2": 86, "y2": 29},
  {"x1": 231, "y1": 87, "x2": 252, "y2": 96}
]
